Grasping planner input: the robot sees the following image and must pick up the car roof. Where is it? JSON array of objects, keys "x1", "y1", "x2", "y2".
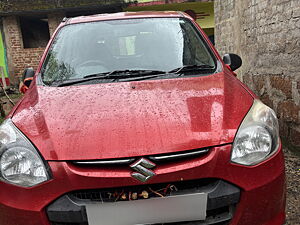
[{"x1": 66, "y1": 11, "x2": 187, "y2": 25}]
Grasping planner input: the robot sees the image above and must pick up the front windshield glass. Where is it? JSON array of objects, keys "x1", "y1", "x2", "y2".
[{"x1": 41, "y1": 17, "x2": 216, "y2": 85}]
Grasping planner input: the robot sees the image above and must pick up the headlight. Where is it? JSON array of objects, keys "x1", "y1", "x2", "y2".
[
  {"x1": 0, "y1": 119, "x2": 50, "y2": 187},
  {"x1": 231, "y1": 100, "x2": 280, "y2": 166}
]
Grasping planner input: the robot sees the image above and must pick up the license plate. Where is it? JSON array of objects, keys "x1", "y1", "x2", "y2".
[{"x1": 86, "y1": 193, "x2": 207, "y2": 225}]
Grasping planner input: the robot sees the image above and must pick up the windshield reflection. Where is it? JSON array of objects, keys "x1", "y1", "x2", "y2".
[{"x1": 42, "y1": 18, "x2": 216, "y2": 85}]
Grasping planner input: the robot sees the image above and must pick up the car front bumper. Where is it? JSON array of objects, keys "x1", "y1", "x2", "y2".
[{"x1": 0, "y1": 144, "x2": 286, "y2": 225}]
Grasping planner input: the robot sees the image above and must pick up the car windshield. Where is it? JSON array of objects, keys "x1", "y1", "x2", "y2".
[{"x1": 41, "y1": 17, "x2": 216, "y2": 85}]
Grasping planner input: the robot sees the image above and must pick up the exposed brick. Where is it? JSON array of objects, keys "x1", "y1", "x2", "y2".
[
  {"x1": 277, "y1": 100, "x2": 300, "y2": 122},
  {"x1": 2, "y1": 16, "x2": 46, "y2": 81},
  {"x1": 256, "y1": 76, "x2": 266, "y2": 92},
  {"x1": 270, "y1": 76, "x2": 293, "y2": 99},
  {"x1": 215, "y1": 0, "x2": 300, "y2": 149},
  {"x1": 48, "y1": 13, "x2": 65, "y2": 36},
  {"x1": 1, "y1": 0, "x2": 132, "y2": 83},
  {"x1": 260, "y1": 94, "x2": 274, "y2": 109}
]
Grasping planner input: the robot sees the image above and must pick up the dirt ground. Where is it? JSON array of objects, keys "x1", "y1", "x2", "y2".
[{"x1": 284, "y1": 148, "x2": 300, "y2": 224}]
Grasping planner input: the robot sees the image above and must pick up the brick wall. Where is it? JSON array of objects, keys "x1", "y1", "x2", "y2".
[
  {"x1": 0, "y1": 0, "x2": 127, "y2": 84},
  {"x1": 215, "y1": 0, "x2": 300, "y2": 150},
  {"x1": 2, "y1": 13, "x2": 65, "y2": 83},
  {"x1": 2, "y1": 16, "x2": 45, "y2": 83},
  {"x1": 48, "y1": 13, "x2": 65, "y2": 36}
]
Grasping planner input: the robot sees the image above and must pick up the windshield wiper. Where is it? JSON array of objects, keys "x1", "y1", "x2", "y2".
[
  {"x1": 84, "y1": 69, "x2": 166, "y2": 79},
  {"x1": 55, "y1": 70, "x2": 166, "y2": 87},
  {"x1": 117, "y1": 73, "x2": 182, "y2": 82},
  {"x1": 53, "y1": 66, "x2": 214, "y2": 87},
  {"x1": 168, "y1": 65, "x2": 215, "y2": 74}
]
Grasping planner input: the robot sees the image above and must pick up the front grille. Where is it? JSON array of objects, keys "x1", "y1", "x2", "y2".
[
  {"x1": 48, "y1": 180, "x2": 239, "y2": 225},
  {"x1": 71, "y1": 148, "x2": 210, "y2": 167},
  {"x1": 69, "y1": 179, "x2": 215, "y2": 202}
]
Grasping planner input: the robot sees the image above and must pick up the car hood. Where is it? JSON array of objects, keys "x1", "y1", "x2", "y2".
[{"x1": 12, "y1": 72, "x2": 253, "y2": 160}]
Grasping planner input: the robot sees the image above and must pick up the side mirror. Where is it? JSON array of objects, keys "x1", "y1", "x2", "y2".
[
  {"x1": 223, "y1": 54, "x2": 242, "y2": 71},
  {"x1": 20, "y1": 68, "x2": 34, "y2": 94}
]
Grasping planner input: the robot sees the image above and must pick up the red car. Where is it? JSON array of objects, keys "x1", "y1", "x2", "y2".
[{"x1": 0, "y1": 12, "x2": 285, "y2": 225}]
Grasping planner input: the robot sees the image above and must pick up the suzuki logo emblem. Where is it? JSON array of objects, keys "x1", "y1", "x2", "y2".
[{"x1": 130, "y1": 158, "x2": 156, "y2": 183}]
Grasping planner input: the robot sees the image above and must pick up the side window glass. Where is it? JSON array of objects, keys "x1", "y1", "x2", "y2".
[{"x1": 182, "y1": 22, "x2": 214, "y2": 66}]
